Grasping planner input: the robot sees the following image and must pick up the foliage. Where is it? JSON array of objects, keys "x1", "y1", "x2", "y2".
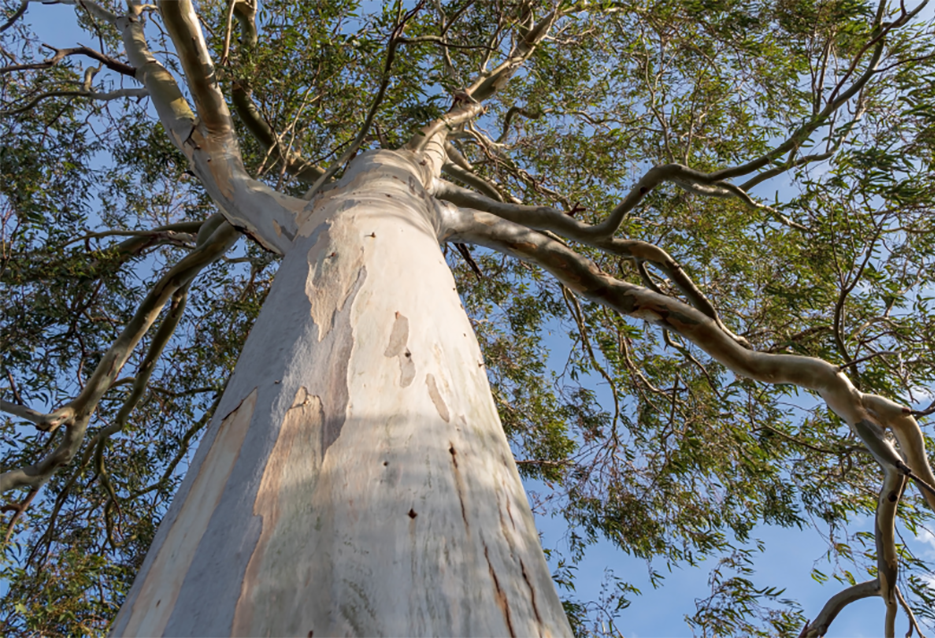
[{"x1": 1, "y1": 0, "x2": 935, "y2": 635}]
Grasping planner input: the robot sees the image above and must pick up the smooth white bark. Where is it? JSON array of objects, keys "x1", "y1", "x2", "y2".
[{"x1": 111, "y1": 149, "x2": 571, "y2": 637}]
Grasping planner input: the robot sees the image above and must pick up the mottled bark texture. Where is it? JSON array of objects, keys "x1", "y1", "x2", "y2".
[{"x1": 111, "y1": 150, "x2": 572, "y2": 637}]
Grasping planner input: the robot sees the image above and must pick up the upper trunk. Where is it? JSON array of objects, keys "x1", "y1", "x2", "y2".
[{"x1": 111, "y1": 149, "x2": 572, "y2": 637}]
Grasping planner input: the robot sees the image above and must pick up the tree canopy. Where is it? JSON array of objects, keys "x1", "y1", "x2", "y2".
[{"x1": 2, "y1": 0, "x2": 935, "y2": 635}]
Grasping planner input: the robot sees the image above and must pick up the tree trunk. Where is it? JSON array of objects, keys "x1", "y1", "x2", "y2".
[{"x1": 111, "y1": 150, "x2": 572, "y2": 637}]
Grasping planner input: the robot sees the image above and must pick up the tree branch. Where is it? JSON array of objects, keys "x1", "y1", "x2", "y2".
[
  {"x1": 224, "y1": 0, "x2": 326, "y2": 184},
  {"x1": 230, "y1": 81, "x2": 325, "y2": 184},
  {"x1": 0, "y1": 0, "x2": 27, "y2": 33},
  {"x1": 801, "y1": 580, "x2": 881, "y2": 638},
  {"x1": 0, "y1": 87, "x2": 148, "y2": 116},
  {"x1": 407, "y1": 7, "x2": 559, "y2": 154},
  {"x1": 434, "y1": 179, "x2": 750, "y2": 347},
  {"x1": 895, "y1": 586, "x2": 929, "y2": 638},
  {"x1": 0, "y1": 400, "x2": 74, "y2": 431},
  {"x1": 711, "y1": 38, "x2": 885, "y2": 183},
  {"x1": 28, "y1": 0, "x2": 300, "y2": 254},
  {"x1": 0, "y1": 44, "x2": 135, "y2": 76},
  {"x1": 157, "y1": 0, "x2": 231, "y2": 136},
  {"x1": 438, "y1": 204, "x2": 935, "y2": 514},
  {"x1": 0, "y1": 216, "x2": 238, "y2": 494}
]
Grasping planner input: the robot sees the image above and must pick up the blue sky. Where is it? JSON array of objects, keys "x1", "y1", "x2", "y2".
[
  {"x1": 530, "y1": 314, "x2": 935, "y2": 637},
  {"x1": 13, "y1": 3, "x2": 935, "y2": 636}
]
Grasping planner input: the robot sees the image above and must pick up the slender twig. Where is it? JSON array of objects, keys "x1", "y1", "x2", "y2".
[
  {"x1": 0, "y1": 87, "x2": 148, "y2": 116},
  {"x1": 2, "y1": 486, "x2": 40, "y2": 544},
  {"x1": 0, "y1": 44, "x2": 134, "y2": 76},
  {"x1": 838, "y1": 351, "x2": 895, "y2": 371},
  {"x1": 0, "y1": 0, "x2": 28, "y2": 34}
]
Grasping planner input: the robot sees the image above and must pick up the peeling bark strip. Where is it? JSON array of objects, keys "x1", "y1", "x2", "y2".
[
  {"x1": 321, "y1": 267, "x2": 365, "y2": 456},
  {"x1": 305, "y1": 221, "x2": 366, "y2": 342},
  {"x1": 384, "y1": 311, "x2": 415, "y2": 387},
  {"x1": 233, "y1": 388, "x2": 323, "y2": 636},
  {"x1": 426, "y1": 373, "x2": 450, "y2": 422},
  {"x1": 117, "y1": 390, "x2": 257, "y2": 637}
]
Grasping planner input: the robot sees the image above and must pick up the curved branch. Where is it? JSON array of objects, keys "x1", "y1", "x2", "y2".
[
  {"x1": 230, "y1": 82, "x2": 325, "y2": 184},
  {"x1": 407, "y1": 8, "x2": 559, "y2": 154},
  {"x1": 435, "y1": 159, "x2": 802, "y2": 246},
  {"x1": 442, "y1": 162, "x2": 504, "y2": 202},
  {"x1": 0, "y1": 44, "x2": 135, "y2": 76},
  {"x1": 895, "y1": 586, "x2": 929, "y2": 638},
  {"x1": 41, "y1": 0, "x2": 306, "y2": 254},
  {"x1": 801, "y1": 580, "x2": 881, "y2": 638},
  {"x1": 434, "y1": 179, "x2": 749, "y2": 347},
  {"x1": 0, "y1": 400, "x2": 74, "y2": 431},
  {"x1": 438, "y1": 204, "x2": 935, "y2": 514},
  {"x1": 0, "y1": 87, "x2": 148, "y2": 116},
  {"x1": 497, "y1": 105, "x2": 542, "y2": 143},
  {"x1": 711, "y1": 38, "x2": 885, "y2": 183},
  {"x1": 0, "y1": 0, "x2": 27, "y2": 33},
  {"x1": 0, "y1": 217, "x2": 238, "y2": 494}
]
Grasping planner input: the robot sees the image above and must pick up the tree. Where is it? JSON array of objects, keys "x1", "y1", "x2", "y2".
[{"x1": 2, "y1": 0, "x2": 935, "y2": 634}]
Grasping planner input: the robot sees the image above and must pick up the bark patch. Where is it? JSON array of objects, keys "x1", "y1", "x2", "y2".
[
  {"x1": 306, "y1": 222, "x2": 366, "y2": 342},
  {"x1": 426, "y1": 373, "x2": 450, "y2": 423},
  {"x1": 383, "y1": 312, "x2": 415, "y2": 387},
  {"x1": 321, "y1": 268, "x2": 365, "y2": 455},
  {"x1": 119, "y1": 390, "x2": 257, "y2": 638},
  {"x1": 233, "y1": 388, "x2": 323, "y2": 636}
]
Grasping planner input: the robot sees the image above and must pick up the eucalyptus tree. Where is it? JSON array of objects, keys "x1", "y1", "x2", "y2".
[{"x1": 2, "y1": 0, "x2": 935, "y2": 635}]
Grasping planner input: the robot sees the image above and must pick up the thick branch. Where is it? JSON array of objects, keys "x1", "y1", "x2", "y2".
[
  {"x1": 434, "y1": 179, "x2": 749, "y2": 346},
  {"x1": 438, "y1": 204, "x2": 935, "y2": 513},
  {"x1": 158, "y1": 0, "x2": 231, "y2": 136},
  {"x1": 435, "y1": 159, "x2": 802, "y2": 246},
  {"x1": 55, "y1": 0, "x2": 303, "y2": 254},
  {"x1": 0, "y1": 400, "x2": 74, "y2": 431},
  {"x1": 874, "y1": 468, "x2": 905, "y2": 638}
]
